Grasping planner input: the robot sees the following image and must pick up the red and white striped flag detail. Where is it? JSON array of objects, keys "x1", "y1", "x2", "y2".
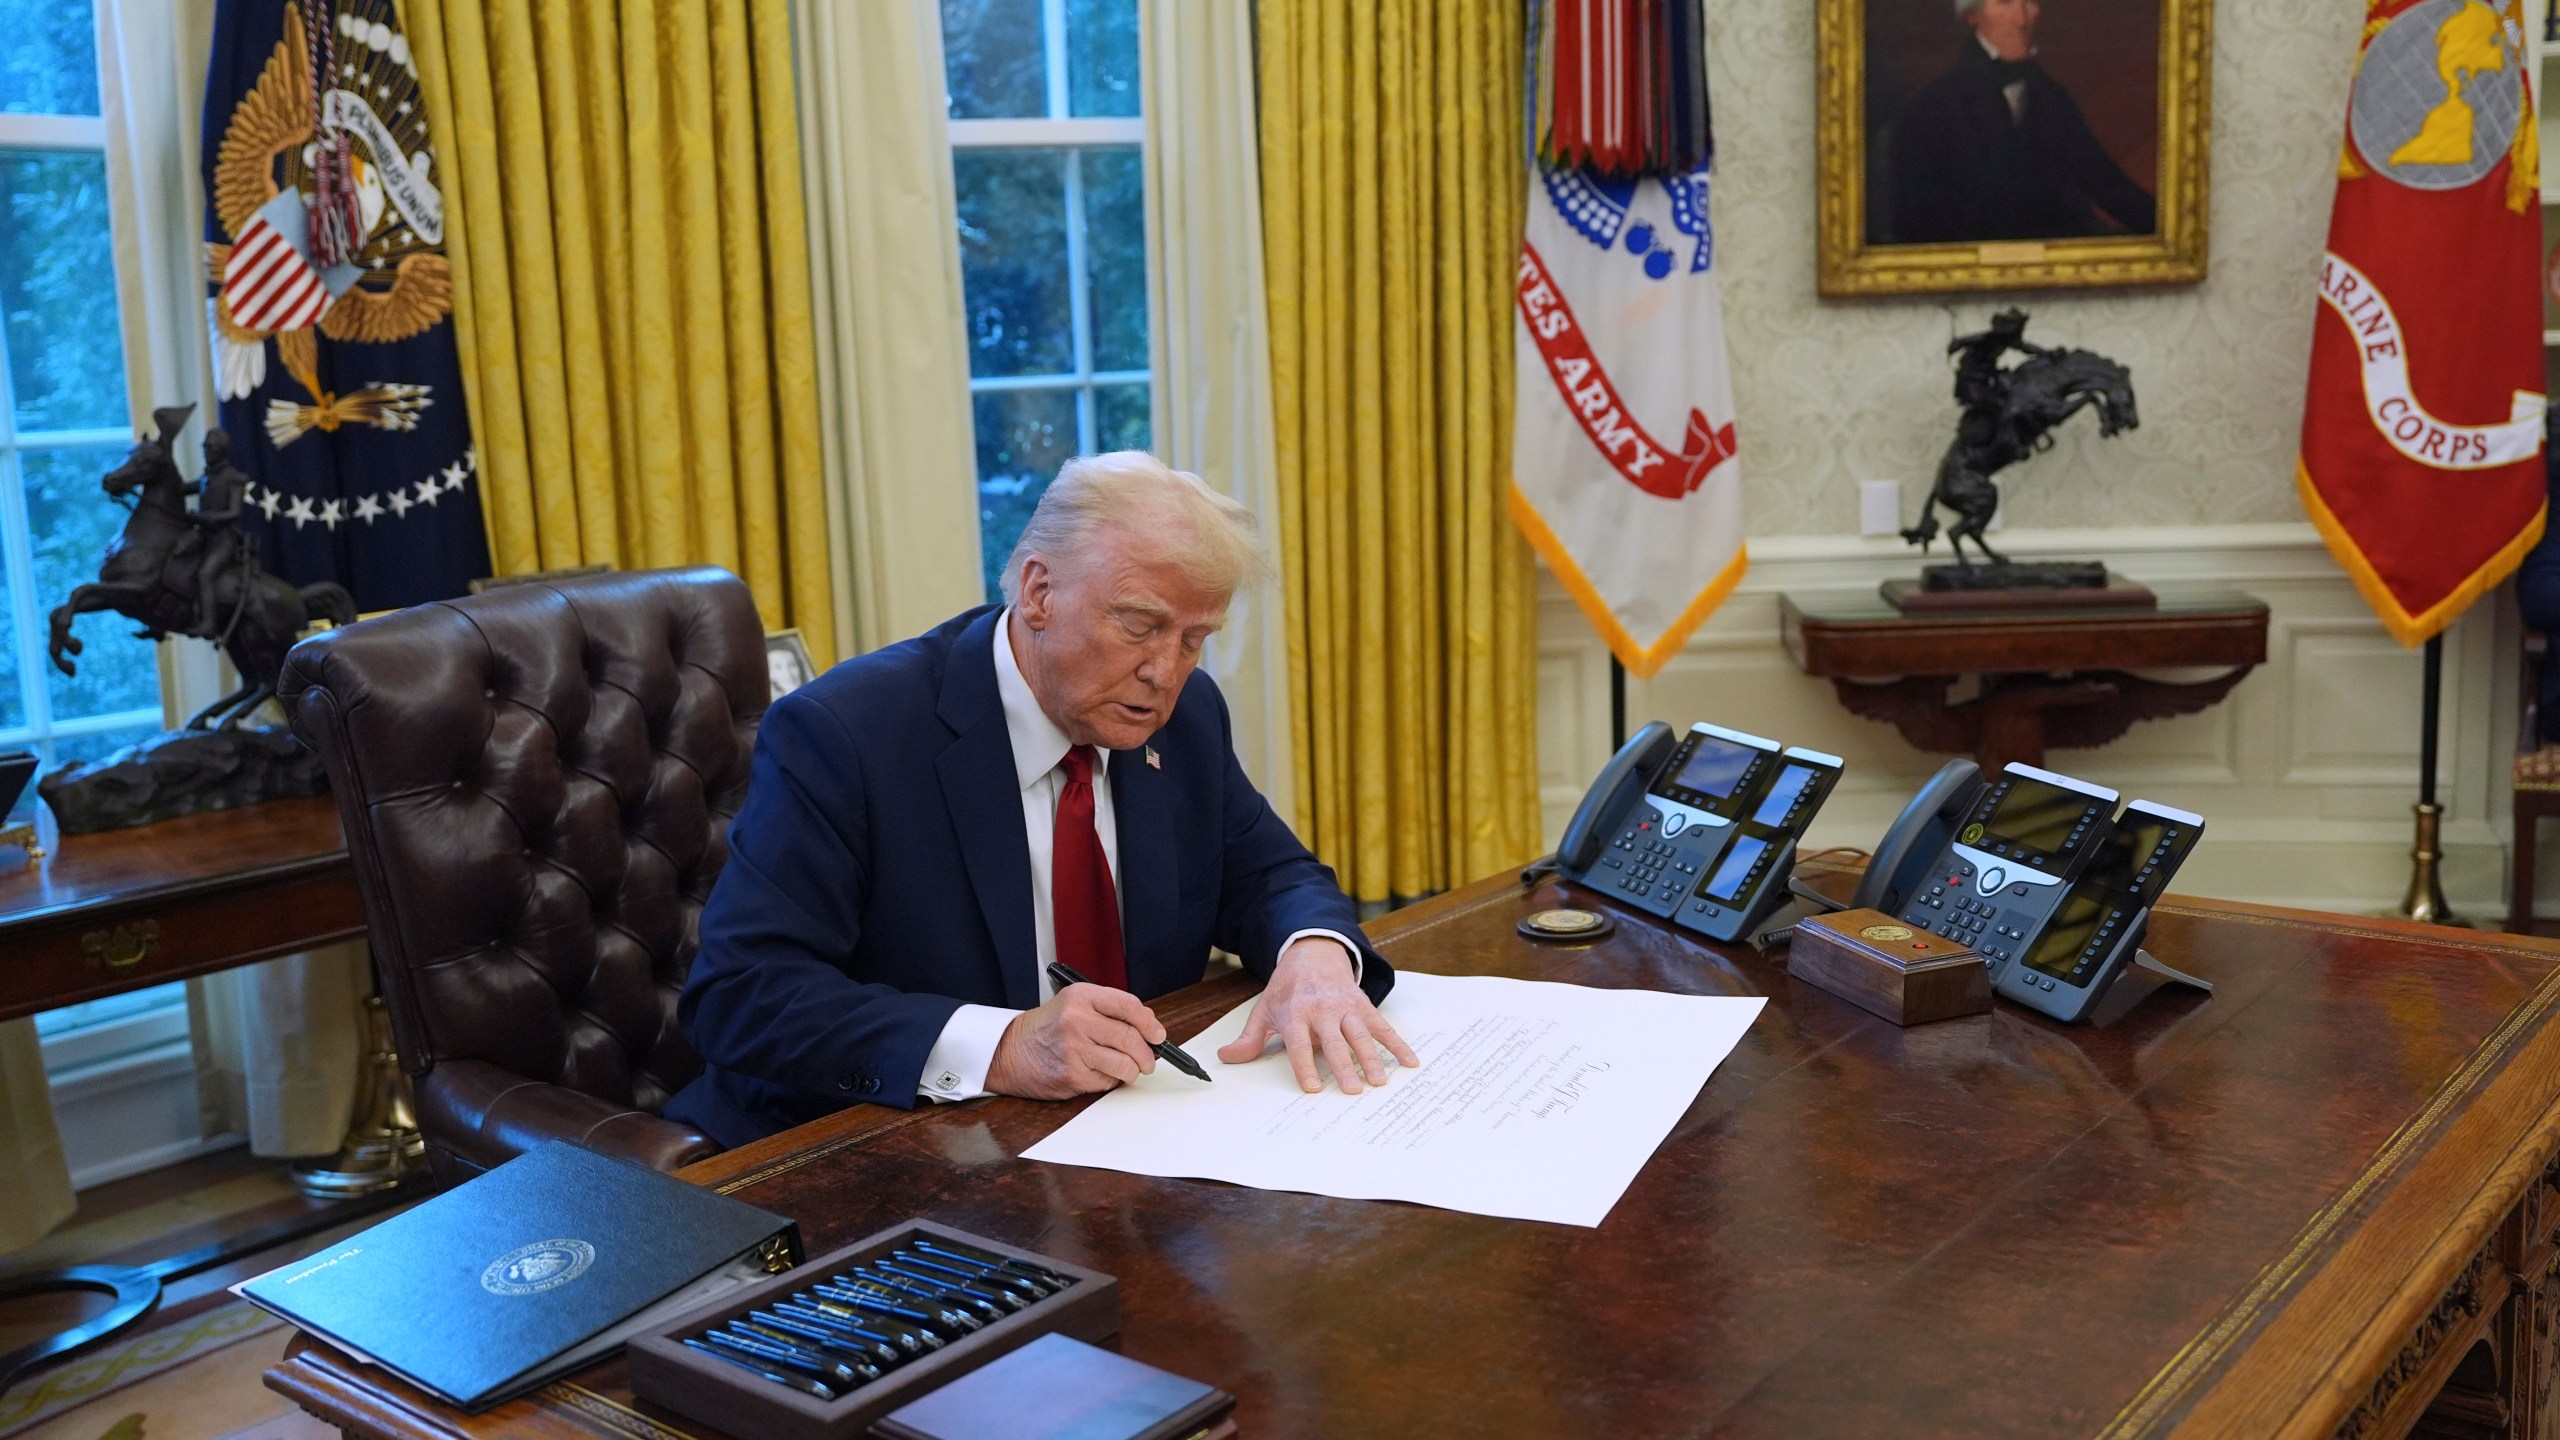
[{"x1": 223, "y1": 190, "x2": 332, "y2": 334}]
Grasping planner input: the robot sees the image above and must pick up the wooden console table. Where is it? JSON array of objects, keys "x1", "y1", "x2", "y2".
[
  {"x1": 0, "y1": 796, "x2": 361, "y2": 1023},
  {"x1": 1780, "y1": 587, "x2": 2270, "y2": 771},
  {"x1": 265, "y1": 868, "x2": 2560, "y2": 1439}
]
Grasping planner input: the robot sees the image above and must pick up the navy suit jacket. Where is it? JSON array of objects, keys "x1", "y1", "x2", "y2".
[{"x1": 663, "y1": 605, "x2": 1394, "y2": 1147}]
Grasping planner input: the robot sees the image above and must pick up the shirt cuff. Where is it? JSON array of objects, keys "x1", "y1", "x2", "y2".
[
  {"x1": 917, "y1": 1003, "x2": 1019, "y2": 1103},
  {"x1": 1280, "y1": 928, "x2": 1363, "y2": 986}
]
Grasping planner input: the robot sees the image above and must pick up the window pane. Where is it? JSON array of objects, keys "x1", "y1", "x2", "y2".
[
  {"x1": 973, "y1": 387, "x2": 1077, "y2": 600},
  {"x1": 942, "y1": 0, "x2": 1046, "y2": 119},
  {"x1": 0, "y1": 0, "x2": 100, "y2": 117},
  {"x1": 1083, "y1": 148, "x2": 1147, "y2": 372},
  {"x1": 1095, "y1": 382, "x2": 1148, "y2": 454},
  {"x1": 0, "y1": 489, "x2": 20, "y2": 734},
  {"x1": 23, "y1": 443, "x2": 159, "y2": 723},
  {"x1": 34, "y1": 982, "x2": 185, "y2": 1039},
  {"x1": 0, "y1": 149, "x2": 128, "y2": 431},
  {"x1": 955, "y1": 149, "x2": 1074, "y2": 378},
  {"x1": 1066, "y1": 0, "x2": 1138, "y2": 119}
]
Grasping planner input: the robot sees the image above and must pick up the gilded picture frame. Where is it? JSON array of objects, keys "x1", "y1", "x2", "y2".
[{"x1": 1815, "y1": 0, "x2": 2213, "y2": 297}]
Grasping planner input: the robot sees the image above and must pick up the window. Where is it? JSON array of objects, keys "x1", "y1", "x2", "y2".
[
  {"x1": 0, "y1": 0, "x2": 162, "y2": 821},
  {"x1": 5, "y1": 0, "x2": 188, "y2": 1108},
  {"x1": 941, "y1": 0, "x2": 1151, "y2": 600}
]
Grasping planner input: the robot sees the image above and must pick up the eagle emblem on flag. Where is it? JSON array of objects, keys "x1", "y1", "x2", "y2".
[
  {"x1": 201, "y1": 0, "x2": 490, "y2": 612},
  {"x1": 208, "y1": 1, "x2": 448, "y2": 449}
]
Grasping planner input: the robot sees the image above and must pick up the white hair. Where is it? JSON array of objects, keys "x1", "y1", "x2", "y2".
[
  {"x1": 1000, "y1": 451, "x2": 1268, "y2": 604},
  {"x1": 1955, "y1": 0, "x2": 1983, "y2": 12}
]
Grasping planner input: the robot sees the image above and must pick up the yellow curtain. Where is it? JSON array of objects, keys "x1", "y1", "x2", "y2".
[
  {"x1": 404, "y1": 0, "x2": 835, "y2": 665},
  {"x1": 1258, "y1": 0, "x2": 1541, "y2": 906}
]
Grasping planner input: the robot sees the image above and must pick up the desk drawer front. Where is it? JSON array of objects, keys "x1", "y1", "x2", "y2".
[{"x1": 0, "y1": 872, "x2": 367, "y2": 1022}]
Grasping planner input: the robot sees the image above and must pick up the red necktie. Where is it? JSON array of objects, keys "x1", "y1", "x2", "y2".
[{"x1": 1052, "y1": 745, "x2": 1127, "y2": 990}]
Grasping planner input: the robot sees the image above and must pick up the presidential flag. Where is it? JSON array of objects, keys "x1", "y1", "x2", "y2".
[
  {"x1": 203, "y1": 0, "x2": 490, "y2": 612},
  {"x1": 1511, "y1": 159, "x2": 1744, "y2": 677},
  {"x1": 2297, "y1": 0, "x2": 2546, "y2": 645}
]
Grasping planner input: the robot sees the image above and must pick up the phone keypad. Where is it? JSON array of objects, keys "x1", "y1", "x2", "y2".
[{"x1": 1599, "y1": 823, "x2": 1702, "y2": 910}]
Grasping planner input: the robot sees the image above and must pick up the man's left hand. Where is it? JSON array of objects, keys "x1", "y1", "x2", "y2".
[{"x1": 1216, "y1": 938, "x2": 1420, "y2": 1094}]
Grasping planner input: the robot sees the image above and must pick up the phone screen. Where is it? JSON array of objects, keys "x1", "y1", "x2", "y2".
[
  {"x1": 2113, "y1": 810, "x2": 2201, "y2": 902},
  {"x1": 1750, "y1": 765, "x2": 1817, "y2": 827},
  {"x1": 1669, "y1": 736, "x2": 1757, "y2": 800},
  {"x1": 2014, "y1": 810, "x2": 2202, "y2": 981},
  {"x1": 2017, "y1": 886, "x2": 2110, "y2": 979},
  {"x1": 1972, "y1": 778, "x2": 2106, "y2": 869},
  {"x1": 1704, "y1": 834, "x2": 1769, "y2": 902}
]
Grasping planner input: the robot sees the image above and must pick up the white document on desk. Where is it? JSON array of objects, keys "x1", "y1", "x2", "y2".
[{"x1": 1019, "y1": 970, "x2": 1764, "y2": 1227}]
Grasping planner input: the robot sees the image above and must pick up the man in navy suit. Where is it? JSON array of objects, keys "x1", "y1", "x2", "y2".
[{"x1": 665, "y1": 453, "x2": 1415, "y2": 1146}]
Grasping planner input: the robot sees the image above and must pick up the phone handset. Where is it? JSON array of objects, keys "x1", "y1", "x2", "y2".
[
  {"x1": 1556, "y1": 721, "x2": 1676, "y2": 873},
  {"x1": 1849, "y1": 758, "x2": 1984, "y2": 915}
]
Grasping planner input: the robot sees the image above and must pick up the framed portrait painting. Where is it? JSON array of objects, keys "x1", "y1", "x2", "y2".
[{"x1": 1816, "y1": 0, "x2": 2213, "y2": 296}]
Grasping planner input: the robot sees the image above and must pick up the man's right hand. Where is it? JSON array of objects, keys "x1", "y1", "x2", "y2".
[{"x1": 985, "y1": 984, "x2": 1168, "y2": 1099}]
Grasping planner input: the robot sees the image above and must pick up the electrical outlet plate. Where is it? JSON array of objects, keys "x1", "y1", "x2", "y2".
[{"x1": 1859, "y1": 481, "x2": 1902, "y2": 536}]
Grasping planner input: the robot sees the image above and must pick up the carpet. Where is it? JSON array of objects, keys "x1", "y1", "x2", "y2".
[{"x1": 0, "y1": 1303, "x2": 306, "y2": 1440}]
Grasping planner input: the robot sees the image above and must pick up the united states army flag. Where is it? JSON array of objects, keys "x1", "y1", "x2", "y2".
[
  {"x1": 1512, "y1": 163, "x2": 1744, "y2": 677},
  {"x1": 2297, "y1": 0, "x2": 2546, "y2": 645}
]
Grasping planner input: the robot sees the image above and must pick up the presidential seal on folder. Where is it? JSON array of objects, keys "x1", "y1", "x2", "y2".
[{"x1": 1788, "y1": 908, "x2": 1990, "y2": 1026}]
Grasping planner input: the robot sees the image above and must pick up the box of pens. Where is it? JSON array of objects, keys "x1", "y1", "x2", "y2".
[{"x1": 627, "y1": 1219, "x2": 1119, "y2": 1440}]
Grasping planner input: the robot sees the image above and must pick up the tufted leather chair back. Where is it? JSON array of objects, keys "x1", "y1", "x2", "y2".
[{"x1": 282, "y1": 568, "x2": 766, "y2": 1180}]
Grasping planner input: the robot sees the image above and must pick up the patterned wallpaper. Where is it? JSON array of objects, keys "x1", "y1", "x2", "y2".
[{"x1": 1705, "y1": 0, "x2": 2363, "y2": 536}]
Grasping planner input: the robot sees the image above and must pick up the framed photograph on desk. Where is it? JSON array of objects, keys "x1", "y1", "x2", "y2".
[
  {"x1": 765, "y1": 628, "x2": 816, "y2": 702},
  {"x1": 1815, "y1": 0, "x2": 2212, "y2": 296}
]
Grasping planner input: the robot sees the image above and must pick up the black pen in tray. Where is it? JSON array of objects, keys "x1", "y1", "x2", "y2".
[{"x1": 628, "y1": 1219, "x2": 1120, "y2": 1440}]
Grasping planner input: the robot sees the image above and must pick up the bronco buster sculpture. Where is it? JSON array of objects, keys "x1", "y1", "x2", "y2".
[
  {"x1": 1894, "y1": 309, "x2": 2143, "y2": 609},
  {"x1": 37, "y1": 405, "x2": 356, "y2": 834}
]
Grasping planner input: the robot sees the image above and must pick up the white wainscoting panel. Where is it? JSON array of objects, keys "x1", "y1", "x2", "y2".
[{"x1": 1535, "y1": 523, "x2": 2521, "y2": 917}]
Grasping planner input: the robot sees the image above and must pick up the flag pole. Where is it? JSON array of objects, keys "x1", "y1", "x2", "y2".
[
  {"x1": 1610, "y1": 656, "x2": 1627, "y2": 752},
  {"x1": 2394, "y1": 634, "x2": 2467, "y2": 927}
]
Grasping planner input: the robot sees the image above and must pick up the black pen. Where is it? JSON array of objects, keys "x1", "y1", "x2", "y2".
[{"x1": 1045, "y1": 960, "x2": 1213, "y2": 1082}]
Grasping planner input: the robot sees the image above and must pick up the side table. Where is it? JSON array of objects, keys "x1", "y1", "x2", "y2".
[
  {"x1": 0, "y1": 796, "x2": 403, "y2": 1395},
  {"x1": 1779, "y1": 587, "x2": 2270, "y2": 771},
  {"x1": 0, "y1": 795, "x2": 362, "y2": 1023}
]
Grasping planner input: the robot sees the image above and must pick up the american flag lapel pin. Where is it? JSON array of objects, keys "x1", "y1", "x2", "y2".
[{"x1": 1145, "y1": 746, "x2": 1161, "y2": 770}]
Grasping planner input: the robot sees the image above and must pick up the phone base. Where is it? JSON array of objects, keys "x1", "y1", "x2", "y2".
[{"x1": 2075, "y1": 949, "x2": 2216, "y2": 1028}]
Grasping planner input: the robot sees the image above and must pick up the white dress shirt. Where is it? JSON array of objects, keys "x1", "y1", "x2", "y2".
[
  {"x1": 915, "y1": 611, "x2": 1359, "y2": 1102},
  {"x1": 1978, "y1": 34, "x2": 2029, "y2": 124}
]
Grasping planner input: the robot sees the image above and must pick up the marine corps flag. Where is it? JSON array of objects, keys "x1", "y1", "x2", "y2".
[
  {"x1": 1511, "y1": 160, "x2": 1744, "y2": 677},
  {"x1": 202, "y1": 0, "x2": 490, "y2": 611},
  {"x1": 2298, "y1": 0, "x2": 2546, "y2": 645}
]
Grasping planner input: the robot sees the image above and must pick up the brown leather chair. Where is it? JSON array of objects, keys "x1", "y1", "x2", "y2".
[{"x1": 281, "y1": 567, "x2": 767, "y2": 1183}]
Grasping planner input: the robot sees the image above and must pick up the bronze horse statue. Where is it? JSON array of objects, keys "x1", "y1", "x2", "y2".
[
  {"x1": 46, "y1": 406, "x2": 355, "y2": 730},
  {"x1": 1902, "y1": 322, "x2": 2140, "y2": 568}
]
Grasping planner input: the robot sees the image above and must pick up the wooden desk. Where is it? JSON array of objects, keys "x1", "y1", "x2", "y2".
[
  {"x1": 266, "y1": 874, "x2": 2560, "y2": 1440},
  {"x1": 0, "y1": 796, "x2": 361, "y2": 1023},
  {"x1": 1781, "y1": 587, "x2": 2270, "y2": 770}
]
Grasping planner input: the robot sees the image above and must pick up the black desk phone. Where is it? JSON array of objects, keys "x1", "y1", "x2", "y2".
[
  {"x1": 1850, "y1": 759, "x2": 2207, "y2": 1023},
  {"x1": 1555, "y1": 720, "x2": 1845, "y2": 942}
]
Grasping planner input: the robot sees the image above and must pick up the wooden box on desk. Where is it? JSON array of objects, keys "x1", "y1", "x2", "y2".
[
  {"x1": 628, "y1": 1219, "x2": 1120, "y2": 1440},
  {"x1": 1789, "y1": 909, "x2": 1990, "y2": 1025}
]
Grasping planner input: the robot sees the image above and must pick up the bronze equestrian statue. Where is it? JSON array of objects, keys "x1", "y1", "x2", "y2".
[
  {"x1": 1902, "y1": 309, "x2": 2140, "y2": 570},
  {"x1": 46, "y1": 405, "x2": 355, "y2": 730}
]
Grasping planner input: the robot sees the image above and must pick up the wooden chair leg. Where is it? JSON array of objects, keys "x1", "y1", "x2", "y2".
[{"x1": 2511, "y1": 800, "x2": 2540, "y2": 935}]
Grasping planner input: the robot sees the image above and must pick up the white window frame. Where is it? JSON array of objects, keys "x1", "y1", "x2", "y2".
[
  {"x1": 946, "y1": 0, "x2": 1150, "y2": 463},
  {"x1": 0, "y1": 106, "x2": 164, "y2": 766}
]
